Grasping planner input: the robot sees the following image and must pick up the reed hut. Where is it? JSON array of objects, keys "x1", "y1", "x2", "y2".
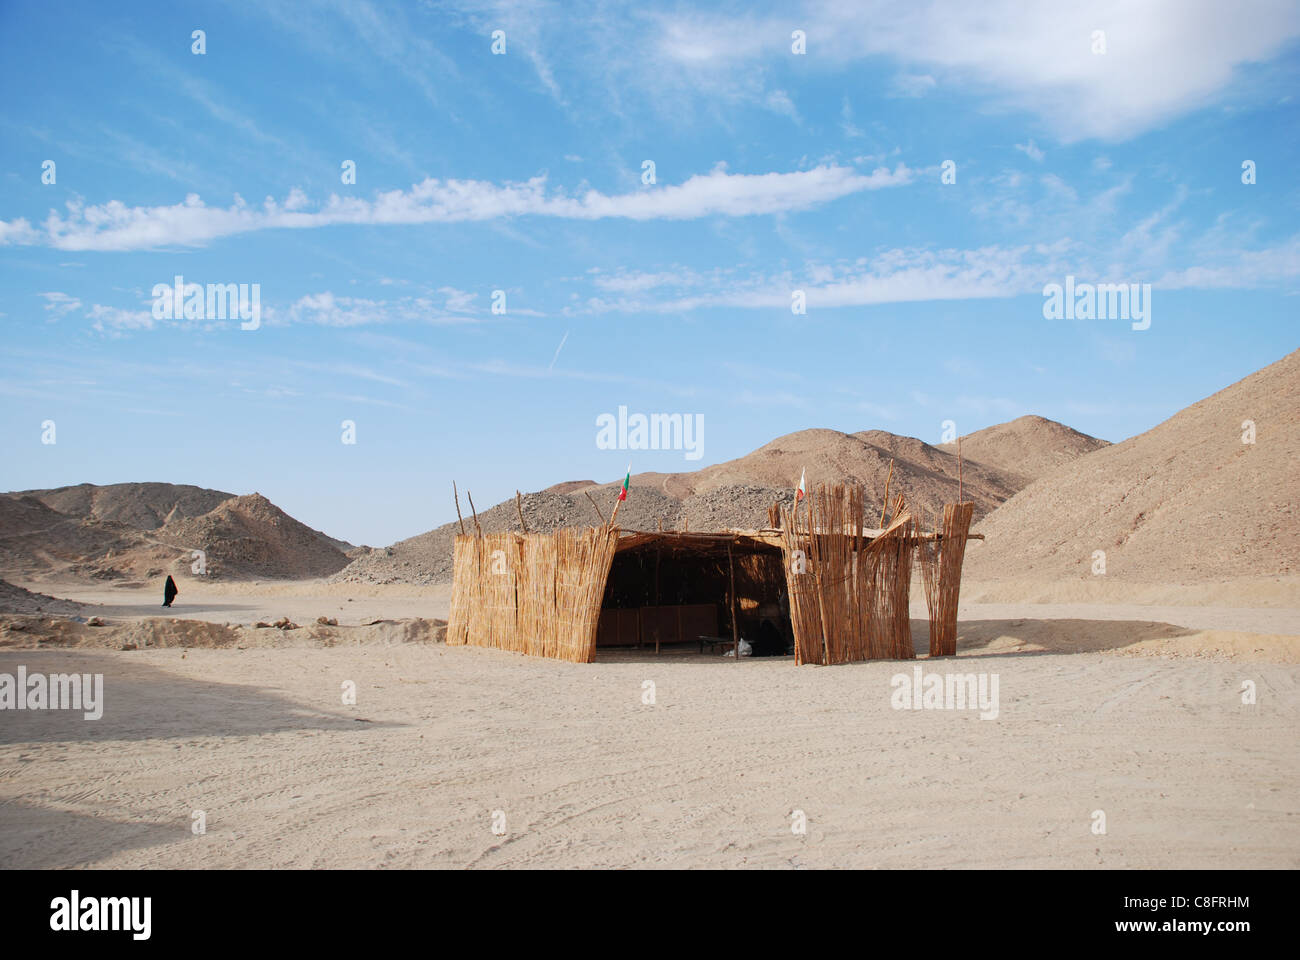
[{"x1": 446, "y1": 483, "x2": 978, "y2": 665}]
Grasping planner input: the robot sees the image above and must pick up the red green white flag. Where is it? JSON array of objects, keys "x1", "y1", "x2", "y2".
[
  {"x1": 795, "y1": 467, "x2": 806, "y2": 504},
  {"x1": 618, "y1": 464, "x2": 630, "y2": 501}
]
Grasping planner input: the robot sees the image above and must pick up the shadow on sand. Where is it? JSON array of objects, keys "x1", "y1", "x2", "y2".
[
  {"x1": 594, "y1": 617, "x2": 1197, "y2": 663},
  {"x1": 0, "y1": 650, "x2": 398, "y2": 744},
  {"x1": 0, "y1": 801, "x2": 185, "y2": 869}
]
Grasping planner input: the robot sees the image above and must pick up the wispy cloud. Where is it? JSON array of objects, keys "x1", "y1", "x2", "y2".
[
  {"x1": 273, "y1": 292, "x2": 486, "y2": 327},
  {"x1": 38, "y1": 292, "x2": 82, "y2": 320},
  {"x1": 889, "y1": 73, "x2": 937, "y2": 98},
  {"x1": 7, "y1": 164, "x2": 915, "y2": 252},
  {"x1": 579, "y1": 244, "x2": 1074, "y2": 314},
  {"x1": 647, "y1": 0, "x2": 1300, "y2": 141},
  {"x1": 1015, "y1": 139, "x2": 1046, "y2": 163}
]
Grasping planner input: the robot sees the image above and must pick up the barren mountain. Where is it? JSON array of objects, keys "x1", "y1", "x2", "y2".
[
  {"x1": 958, "y1": 416, "x2": 1111, "y2": 485},
  {"x1": 337, "y1": 416, "x2": 1100, "y2": 585},
  {"x1": 0, "y1": 494, "x2": 143, "y2": 582},
  {"x1": 11, "y1": 482, "x2": 234, "y2": 530},
  {"x1": 541, "y1": 480, "x2": 598, "y2": 495},
  {"x1": 966, "y1": 349, "x2": 1300, "y2": 583},
  {"x1": 0, "y1": 484, "x2": 351, "y2": 582}
]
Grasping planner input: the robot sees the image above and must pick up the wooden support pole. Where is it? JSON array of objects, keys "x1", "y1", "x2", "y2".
[
  {"x1": 728, "y1": 541, "x2": 739, "y2": 661},
  {"x1": 958, "y1": 437, "x2": 964, "y2": 503},
  {"x1": 583, "y1": 490, "x2": 606, "y2": 526},
  {"x1": 452, "y1": 481, "x2": 466, "y2": 536},
  {"x1": 654, "y1": 547, "x2": 661, "y2": 656},
  {"x1": 515, "y1": 490, "x2": 528, "y2": 533},
  {"x1": 878, "y1": 458, "x2": 895, "y2": 528},
  {"x1": 814, "y1": 564, "x2": 832, "y2": 666},
  {"x1": 466, "y1": 490, "x2": 483, "y2": 537}
]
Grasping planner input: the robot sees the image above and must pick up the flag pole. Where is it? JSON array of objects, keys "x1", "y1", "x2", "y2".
[{"x1": 607, "y1": 463, "x2": 630, "y2": 529}]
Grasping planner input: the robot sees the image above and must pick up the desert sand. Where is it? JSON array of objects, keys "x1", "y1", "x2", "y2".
[
  {"x1": 1, "y1": 577, "x2": 1296, "y2": 869},
  {"x1": 2, "y1": 354, "x2": 1296, "y2": 869}
]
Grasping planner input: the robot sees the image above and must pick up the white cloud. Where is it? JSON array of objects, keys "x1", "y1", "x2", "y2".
[
  {"x1": 582, "y1": 244, "x2": 1070, "y2": 314},
  {"x1": 889, "y1": 73, "x2": 937, "y2": 98},
  {"x1": 582, "y1": 229, "x2": 1300, "y2": 317},
  {"x1": 0, "y1": 218, "x2": 39, "y2": 245},
  {"x1": 88, "y1": 303, "x2": 154, "y2": 334},
  {"x1": 1156, "y1": 237, "x2": 1300, "y2": 289},
  {"x1": 764, "y1": 89, "x2": 799, "y2": 119},
  {"x1": 590, "y1": 267, "x2": 709, "y2": 293},
  {"x1": 650, "y1": 0, "x2": 1300, "y2": 141},
  {"x1": 437, "y1": 286, "x2": 478, "y2": 313},
  {"x1": 840, "y1": 97, "x2": 864, "y2": 138},
  {"x1": 39, "y1": 292, "x2": 82, "y2": 320},
  {"x1": 23, "y1": 164, "x2": 915, "y2": 251},
  {"x1": 1015, "y1": 139, "x2": 1046, "y2": 162},
  {"x1": 278, "y1": 292, "x2": 483, "y2": 327}
]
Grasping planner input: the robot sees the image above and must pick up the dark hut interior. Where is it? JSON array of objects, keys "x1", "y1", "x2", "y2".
[{"x1": 596, "y1": 532, "x2": 793, "y2": 656}]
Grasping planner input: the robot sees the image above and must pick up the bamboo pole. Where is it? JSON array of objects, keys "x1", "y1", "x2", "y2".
[
  {"x1": 878, "y1": 458, "x2": 895, "y2": 528},
  {"x1": 466, "y1": 490, "x2": 483, "y2": 537},
  {"x1": 515, "y1": 490, "x2": 528, "y2": 533},
  {"x1": 958, "y1": 436, "x2": 964, "y2": 503},
  {"x1": 583, "y1": 490, "x2": 606, "y2": 525},
  {"x1": 654, "y1": 547, "x2": 661, "y2": 655},
  {"x1": 813, "y1": 500, "x2": 833, "y2": 665},
  {"x1": 728, "y1": 541, "x2": 739, "y2": 660},
  {"x1": 453, "y1": 481, "x2": 466, "y2": 536}
]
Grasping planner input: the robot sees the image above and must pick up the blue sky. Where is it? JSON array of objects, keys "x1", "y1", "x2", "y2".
[{"x1": 2, "y1": 0, "x2": 1298, "y2": 546}]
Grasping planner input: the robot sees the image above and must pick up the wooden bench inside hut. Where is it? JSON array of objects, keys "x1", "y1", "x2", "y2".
[{"x1": 596, "y1": 531, "x2": 793, "y2": 656}]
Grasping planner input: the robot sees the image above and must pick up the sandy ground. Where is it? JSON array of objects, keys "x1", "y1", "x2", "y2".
[
  {"x1": 7, "y1": 578, "x2": 454, "y2": 626},
  {"x1": 1, "y1": 644, "x2": 1295, "y2": 869},
  {"x1": 1, "y1": 577, "x2": 1296, "y2": 869},
  {"x1": 17, "y1": 576, "x2": 1300, "y2": 631}
]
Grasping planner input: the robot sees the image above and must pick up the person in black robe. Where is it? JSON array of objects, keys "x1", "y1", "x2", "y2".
[
  {"x1": 162, "y1": 575, "x2": 178, "y2": 608},
  {"x1": 752, "y1": 618, "x2": 785, "y2": 657}
]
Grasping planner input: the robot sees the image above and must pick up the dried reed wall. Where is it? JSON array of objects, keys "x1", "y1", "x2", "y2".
[
  {"x1": 916, "y1": 502, "x2": 975, "y2": 657},
  {"x1": 779, "y1": 484, "x2": 917, "y2": 665},
  {"x1": 446, "y1": 526, "x2": 619, "y2": 663}
]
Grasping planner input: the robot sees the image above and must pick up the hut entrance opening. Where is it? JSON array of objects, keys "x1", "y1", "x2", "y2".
[{"x1": 596, "y1": 533, "x2": 792, "y2": 657}]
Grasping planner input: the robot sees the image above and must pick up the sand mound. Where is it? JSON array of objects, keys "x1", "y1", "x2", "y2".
[
  {"x1": 0, "y1": 579, "x2": 84, "y2": 615},
  {"x1": 967, "y1": 348, "x2": 1300, "y2": 583},
  {"x1": 0, "y1": 613, "x2": 445, "y2": 650},
  {"x1": 160, "y1": 493, "x2": 351, "y2": 580}
]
